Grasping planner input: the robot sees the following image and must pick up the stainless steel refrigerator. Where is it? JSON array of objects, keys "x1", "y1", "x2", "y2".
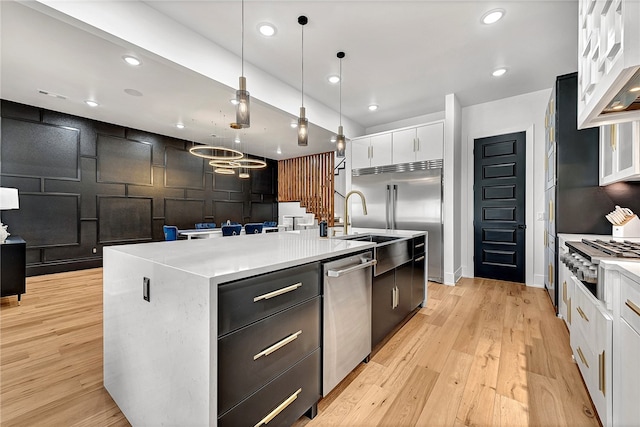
[{"x1": 350, "y1": 160, "x2": 443, "y2": 283}]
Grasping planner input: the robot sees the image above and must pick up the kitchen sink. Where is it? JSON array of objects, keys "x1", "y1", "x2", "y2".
[
  {"x1": 338, "y1": 234, "x2": 411, "y2": 275},
  {"x1": 338, "y1": 234, "x2": 404, "y2": 245}
]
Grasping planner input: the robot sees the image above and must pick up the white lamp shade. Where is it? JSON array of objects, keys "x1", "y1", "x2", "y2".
[{"x1": 0, "y1": 187, "x2": 19, "y2": 210}]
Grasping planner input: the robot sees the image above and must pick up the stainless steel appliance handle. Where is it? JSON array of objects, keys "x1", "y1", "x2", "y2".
[
  {"x1": 392, "y1": 185, "x2": 398, "y2": 230},
  {"x1": 327, "y1": 259, "x2": 377, "y2": 277},
  {"x1": 386, "y1": 185, "x2": 391, "y2": 229}
]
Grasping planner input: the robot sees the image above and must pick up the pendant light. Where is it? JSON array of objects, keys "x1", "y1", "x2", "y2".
[
  {"x1": 335, "y1": 51, "x2": 346, "y2": 157},
  {"x1": 297, "y1": 15, "x2": 308, "y2": 146},
  {"x1": 235, "y1": 0, "x2": 250, "y2": 128}
]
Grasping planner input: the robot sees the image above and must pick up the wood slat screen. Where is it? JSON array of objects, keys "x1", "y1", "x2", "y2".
[{"x1": 278, "y1": 152, "x2": 335, "y2": 226}]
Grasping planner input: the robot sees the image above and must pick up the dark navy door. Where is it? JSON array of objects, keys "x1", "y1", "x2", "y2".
[{"x1": 474, "y1": 132, "x2": 526, "y2": 283}]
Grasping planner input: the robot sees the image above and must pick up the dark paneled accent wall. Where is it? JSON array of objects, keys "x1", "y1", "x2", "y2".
[{"x1": 0, "y1": 100, "x2": 278, "y2": 276}]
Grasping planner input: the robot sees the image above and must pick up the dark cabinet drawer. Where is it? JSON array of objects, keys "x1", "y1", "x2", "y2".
[
  {"x1": 218, "y1": 297, "x2": 321, "y2": 414},
  {"x1": 218, "y1": 349, "x2": 321, "y2": 427},
  {"x1": 218, "y1": 262, "x2": 320, "y2": 336}
]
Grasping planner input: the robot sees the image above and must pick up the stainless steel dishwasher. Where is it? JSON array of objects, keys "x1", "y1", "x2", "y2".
[{"x1": 322, "y1": 251, "x2": 376, "y2": 396}]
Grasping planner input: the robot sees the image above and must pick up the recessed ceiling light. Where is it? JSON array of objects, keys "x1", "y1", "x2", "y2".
[
  {"x1": 492, "y1": 68, "x2": 507, "y2": 77},
  {"x1": 630, "y1": 86, "x2": 640, "y2": 93},
  {"x1": 328, "y1": 75, "x2": 340, "y2": 84},
  {"x1": 122, "y1": 55, "x2": 141, "y2": 66},
  {"x1": 176, "y1": 123, "x2": 185, "y2": 129},
  {"x1": 258, "y1": 23, "x2": 276, "y2": 37},
  {"x1": 482, "y1": 9, "x2": 505, "y2": 25},
  {"x1": 330, "y1": 136, "x2": 337, "y2": 143},
  {"x1": 276, "y1": 147, "x2": 282, "y2": 154},
  {"x1": 230, "y1": 98, "x2": 239, "y2": 105},
  {"x1": 85, "y1": 100, "x2": 99, "y2": 107},
  {"x1": 368, "y1": 104, "x2": 379, "y2": 111},
  {"x1": 234, "y1": 137, "x2": 241, "y2": 144},
  {"x1": 290, "y1": 122, "x2": 298, "y2": 128}
]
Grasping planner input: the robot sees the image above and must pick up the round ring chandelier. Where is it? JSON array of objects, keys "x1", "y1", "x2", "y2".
[
  {"x1": 189, "y1": 145, "x2": 243, "y2": 161},
  {"x1": 232, "y1": 158, "x2": 267, "y2": 169}
]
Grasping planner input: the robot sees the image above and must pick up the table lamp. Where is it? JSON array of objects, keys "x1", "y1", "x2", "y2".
[{"x1": 0, "y1": 187, "x2": 20, "y2": 243}]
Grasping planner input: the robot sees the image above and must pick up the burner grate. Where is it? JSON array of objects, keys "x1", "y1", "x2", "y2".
[{"x1": 581, "y1": 239, "x2": 640, "y2": 258}]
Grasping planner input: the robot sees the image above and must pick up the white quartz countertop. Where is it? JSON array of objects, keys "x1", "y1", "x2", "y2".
[
  {"x1": 105, "y1": 229, "x2": 381, "y2": 284},
  {"x1": 599, "y1": 258, "x2": 640, "y2": 282},
  {"x1": 106, "y1": 228, "x2": 426, "y2": 285}
]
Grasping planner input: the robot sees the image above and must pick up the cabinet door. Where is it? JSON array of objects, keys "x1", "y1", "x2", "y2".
[
  {"x1": 371, "y1": 270, "x2": 396, "y2": 348},
  {"x1": 351, "y1": 137, "x2": 371, "y2": 170},
  {"x1": 616, "y1": 120, "x2": 640, "y2": 179},
  {"x1": 416, "y1": 122, "x2": 443, "y2": 161},
  {"x1": 395, "y1": 262, "x2": 413, "y2": 320},
  {"x1": 411, "y1": 244, "x2": 426, "y2": 309},
  {"x1": 558, "y1": 258, "x2": 571, "y2": 327},
  {"x1": 600, "y1": 125, "x2": 615, "y2": 184},
  {"x1": 369, "y1": 133, "x2": 393, "y2": 167},
  {"x1": 615, "y1": 320, "x2": 640, "y2": 427},
  {"x1": 392, "y1": 128, "x2": 417, "y2": 164},
  {"x1": 600, "y1": 121, "x2": 640, "y2": 185}
]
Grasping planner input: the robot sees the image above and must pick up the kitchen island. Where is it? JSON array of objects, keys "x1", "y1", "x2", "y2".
[{"x1": 103, "y1": 230, "x2": 376, "y2": 427}]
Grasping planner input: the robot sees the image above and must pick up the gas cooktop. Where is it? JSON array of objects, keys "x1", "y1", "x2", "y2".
[{"x1": 581, "y1": 239, "x2": 640, "y2": 258}]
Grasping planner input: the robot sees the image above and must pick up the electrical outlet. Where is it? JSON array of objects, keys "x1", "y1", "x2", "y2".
[{"x1": 143, "y1": 277, "x2": 150, "y2": 302}]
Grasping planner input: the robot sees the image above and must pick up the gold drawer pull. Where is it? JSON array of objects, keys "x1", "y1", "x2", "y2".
[
  {"x1": 577, "y1": 306, "x2": 589, "y2": 322},
  {"x1": 415, "y1": 256, "x2": 425, "y2": 262},
  {"x1": 415, "y1": 243, "x2": 425, "y2": 249},
  {"x1": 568, "y1": 298, "x2": 572, "y2": 325},
  {"x1": 576, "y1": 346, "x2": 589, "y2": 368},
  {"x1": 626, "y1": 299, "x2": 640, "y2": 317},
  {"x1": 254, "y1": 388, "x2": 302, "y2": 427},
  {"x1": 253, "y1": 330, "x2": 302, "y2": 360},
  {"x1": 254, "y1": 283, "x2": 302, "y2": 302},
  {"x1": 599, "y1": 351, "x2": 606, "y2": 396},
  {"x1": 563, "y1": 281, "x2": 567, "y2": 303}
]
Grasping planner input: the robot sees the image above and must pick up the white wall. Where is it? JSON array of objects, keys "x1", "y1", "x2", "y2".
[
  {"x1": 460, "y1": 88, "x2": 551, "y2": 288},
  {"x1": 443, "y1": 94, "x2": 463, "y2": 285}
]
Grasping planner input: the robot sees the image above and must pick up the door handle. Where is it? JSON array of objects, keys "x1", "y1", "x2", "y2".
[
  {"x1": 517, "y1": 224, "x2": 526, "y2": 229},
  {"x1": 327, "y1": 259, "x2": 377, "y2": 277}
]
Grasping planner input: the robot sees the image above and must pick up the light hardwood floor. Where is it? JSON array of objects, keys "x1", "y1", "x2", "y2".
[{"x1": 1, "y1": 269, "x2": 600, "y2": 427}]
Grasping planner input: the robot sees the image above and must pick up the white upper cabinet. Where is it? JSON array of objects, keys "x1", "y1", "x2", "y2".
[
  {"x1": 392, "y1": 122, "x2": 444, "y2": 164},
  {"x1": 350, "y1": 133, "x2": 393, "y2": 170},
  {"x1": 577, "y1": 0, "x2": 640, "y2": 128},
  {"x1": 599, "y1": 120, "x2": 640, "y2": 185}
]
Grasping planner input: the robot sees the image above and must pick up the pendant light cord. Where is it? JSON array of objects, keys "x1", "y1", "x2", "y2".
[
  {"x1": 241, "y1": 0, "x2": 244, "y2": 77},
  {"x1": 301, "y1": 23, "x2": 304, "y2": 108},
  {"x1": 339, "y1": 56, "x2": 342, "y2": 127}
]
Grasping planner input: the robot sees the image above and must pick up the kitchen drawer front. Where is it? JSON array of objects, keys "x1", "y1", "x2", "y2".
[
  {"x1": 218, "y1": 349, "x2": 321, "y2": 427},
  {"x1": 413, "y1": 235, "x2": 426, "y2": 256},
  {"x1": 218, "y1": 262, "x2": 320, "y2": 336},
  {"x1": 218, "y1": 297, "x2": 321, "y2": 414},
  {"x1": 572, "y1": 277, "x2": 597, "y2": 341},
  {"x1": 571, "y1": 326, "x2": 606, "y2": 421},
  {"x1": 620, "y1": 273, "x2": 640, "y2": 334}
]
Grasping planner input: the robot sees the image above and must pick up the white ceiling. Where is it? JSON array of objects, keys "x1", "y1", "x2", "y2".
[{"x1": 1, "y1": 1, "x2": 578, "y2": 161}]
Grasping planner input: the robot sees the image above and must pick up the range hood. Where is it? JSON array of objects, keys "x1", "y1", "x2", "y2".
[{"x1": 598, "y1": 68, "x2": 640, "y2": 117}]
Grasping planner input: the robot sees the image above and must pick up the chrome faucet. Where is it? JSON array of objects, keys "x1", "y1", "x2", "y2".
[{"x1": 344, "y1": 190, "x2": 367, "y2": 235}]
